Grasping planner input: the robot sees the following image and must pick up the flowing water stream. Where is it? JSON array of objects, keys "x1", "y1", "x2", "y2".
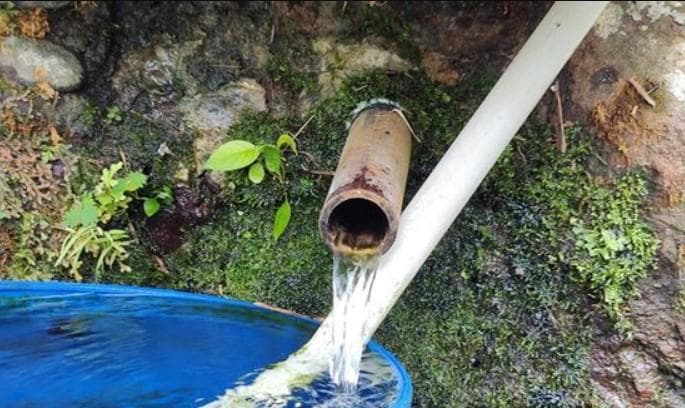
[
  {"x1": 206, "y1": 253, "x2": 390, "y2": 407},
  {"x1": 329, "y1": 253, "x2": 379, "y2": 393}
]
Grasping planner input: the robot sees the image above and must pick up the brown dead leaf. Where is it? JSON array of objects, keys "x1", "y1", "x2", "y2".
[
  {"x1": 49, "y1": 126, "x2": 62, "y2": 145},
  {"x1": 0, "y1": 226, "x2": 14, "y2": 269},
  {"x1": 1, "y1": 108, "x2": 17, "y2": 132},
  {"x1": 36, "y1": 81, "x2": 57, "y2": 100},
  {"x1": 34, "y1": 68, "x2": 57, "y2": 100},
  {"x1": 0, "y1": 10, "x2": 15, "y2": 37},
  {"x1": 667, "y1": 190, "x2": 684, "y2": 208},
  {"x1": 75, "y1": 1, "x2": 98, "y2": 10},
  {"x1": 421, "y1": 51, "x2": 460, "y2": 86},
  {"x1": 16, "y1": 8, "x2": 49, "y2": 39},
  {"x1": 592, "y1": 79, "x2": 651, "y2": 160},
  {"x1": 593, "y1": 103, "x2": 607, "y2": 126}
]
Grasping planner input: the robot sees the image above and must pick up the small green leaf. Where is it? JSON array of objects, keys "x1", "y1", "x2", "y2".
[
  {"x1": 143, "y1": 198, "x2": 161, "y2": 217},
  {"x1": 112, "y1": 172, "x2": 147, "y2": 198},
  {"x1": 156, "y1": 185, "x2": 173, "y2": 201},
  {"x1": 121, "y1": 171, "x2": 147, "y2": 192},
  {"x1": 110, "y1": 182, "x2": 128, "y2": 201},
  {"x1": 248, "y1": 162, "x2": 265, "y2": 184},
  {"x1": 205, "y1": 140, "x2": 260, "y2": 171},
  {"x1": 272, "y1": 200, "x2": 291, "y2": 240},
  {"x1": 101, "y1": 162, "x2": 123, "y2": 187},
  {"x1": 63, "y1": 195, "x2": 99, "y2": 228},
  {"x1": 262, "y1": 145, "x2": 282, "y2": 175},
  {"x1": 95, "y1": 193, "x2": 113, "y2": 206},
  {"x1": 277, "y1": 133, "x2": 297, "y2": 154}
]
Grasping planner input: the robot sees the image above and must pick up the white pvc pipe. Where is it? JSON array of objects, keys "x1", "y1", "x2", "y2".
[
  {"x1": 208, "y1": 2, "x2": 608, "y2": 404},
  {"x1": 313, "y1": 0, "x2": 608, "y2": 349}
]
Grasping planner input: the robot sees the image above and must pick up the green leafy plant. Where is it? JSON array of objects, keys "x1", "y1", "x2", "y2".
[
  {"x1": 143, "y1": 185, "x2": 173, "y2": 217},
  {"x1": 104, "y1": 106, "x2": 123, "y2": 125},
  {"x1": 205, "y1": 133, "x2": 297, "y2": 240},
  {"x1": 490, "y1": 127, "x2": 659, "y2": 331},
  {"x1": 92, "y1": 162, "x2": 147, "y2": 222},
  {"x1": 272, "y1": 200, "x2": 292, "y2": 240},
  {"x1": 55, "y1": 225, "x2": 131, "y2": 280},
  {"x1": 568, "y1": 174, "x2": 659, "y2": 329},
  {"x1": 57, "y1": 162, "x2": 148, "y2": 280}
]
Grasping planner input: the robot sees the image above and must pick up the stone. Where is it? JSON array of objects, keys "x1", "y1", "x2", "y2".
[
  {"x1": 111, "y1": 36, "x2": 193, "y2": 108},
  {"x1": 182, "y1": 78, "x2": 266, "y2": 178},
  {"x1": 313, "y1": 38, "x2": 412, "y2": 95},
  {"x1": 557, "y1": 2, "x2": 685, "y2": 406},
  {"x1": 51, "y1": 94, "x2": 93, "y2": 136},
  {"x1": 180, "y1": 78, "x2": 266, "y2": 133},
  {"x1": 0, "y1": 36, "x2": 83, "y2": 91},
  {"x1": 12, "y1": 1, "x2": 70, "y2": 9}
]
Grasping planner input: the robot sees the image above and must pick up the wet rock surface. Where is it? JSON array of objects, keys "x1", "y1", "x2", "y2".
[
  {"x1": 396, "y1": 2, "x2": 551, "y2": 74},
  {"x1": 592, "y1": 263, "x2": 685, "y2": 406},
  {"x1": 179, "y1": 78, "x2": 266, "y2": 133},
  {"x1": 0, "y1": 35, "x2": 83, "y2": 90},
  {"x1": 110, "y1": 35, "x2": 192, "y2": 109},
  {"x1": 566, "y1": 2, "x2": 685, "y2": 406},
  {"x1": 46, "y1": 2, "x2": 111, "y2": 84}
]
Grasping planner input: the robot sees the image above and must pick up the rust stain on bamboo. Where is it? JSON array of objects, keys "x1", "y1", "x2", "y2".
[{"x1": 319, "y1": 105, "x2": 412, "y2": 255}]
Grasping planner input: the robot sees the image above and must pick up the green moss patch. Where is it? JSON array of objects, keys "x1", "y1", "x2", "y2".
[{"x1": 2, "y1": 57, "x2": 657, "y2": 405}]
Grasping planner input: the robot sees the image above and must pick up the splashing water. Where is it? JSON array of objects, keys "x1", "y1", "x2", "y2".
[
  {"x1": 205, "y1": 254, "x2": 388, "y2": 407},
  {"x1": 330, "y1": 253, "x2": 379, "y2": 392},
  {"x1": 205, "y1": 351, "x2": 400, "y2": 407}
]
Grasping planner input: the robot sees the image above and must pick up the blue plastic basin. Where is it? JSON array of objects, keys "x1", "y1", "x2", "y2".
[{"x1": 0, "y1": 281, "x2": 411, "y2": 407}]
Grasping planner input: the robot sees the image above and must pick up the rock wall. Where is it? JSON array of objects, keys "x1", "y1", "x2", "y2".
[{"x1": 566, "y1": 2, "x2": 685, "y2": 406}]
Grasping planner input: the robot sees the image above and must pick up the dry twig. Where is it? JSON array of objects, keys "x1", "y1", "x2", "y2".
[
  {"x1": 305, "y1": 169, "x2": 335, "y2": 177},
  {"x1": 516, "y1": 144, "x2": 527, "y2": 166},
  {"x1": 592, "y1": 151, "x2": 608, "y2": 166},
  {"x1": 293, "y1": 114, "x2": 314, "y2": 139},
  {"x1": 118, "y1": 147, "x2": 129, "y2": 170},
  {"x1": 627, "y1": 76, "x2": 656, "y2": 107},
  {"x1": 550, "y1": 80, "x2": 566, "y2": 153}
]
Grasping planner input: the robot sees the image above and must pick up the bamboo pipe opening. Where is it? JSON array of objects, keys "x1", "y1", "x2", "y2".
[
  {"x1": 326, "y1": 198, "x2": 390, "y2": 254},
  {"x1": 319, "y1": 101, "x2": 412, "y2": 256}
]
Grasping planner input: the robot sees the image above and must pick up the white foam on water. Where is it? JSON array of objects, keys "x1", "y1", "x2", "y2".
[
  {"x1": 203, "y1": 254, "x2": 389, "y2": 407},
  {"x1": 203, "y1": 352, "x2": 398, "y2": 408}
]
